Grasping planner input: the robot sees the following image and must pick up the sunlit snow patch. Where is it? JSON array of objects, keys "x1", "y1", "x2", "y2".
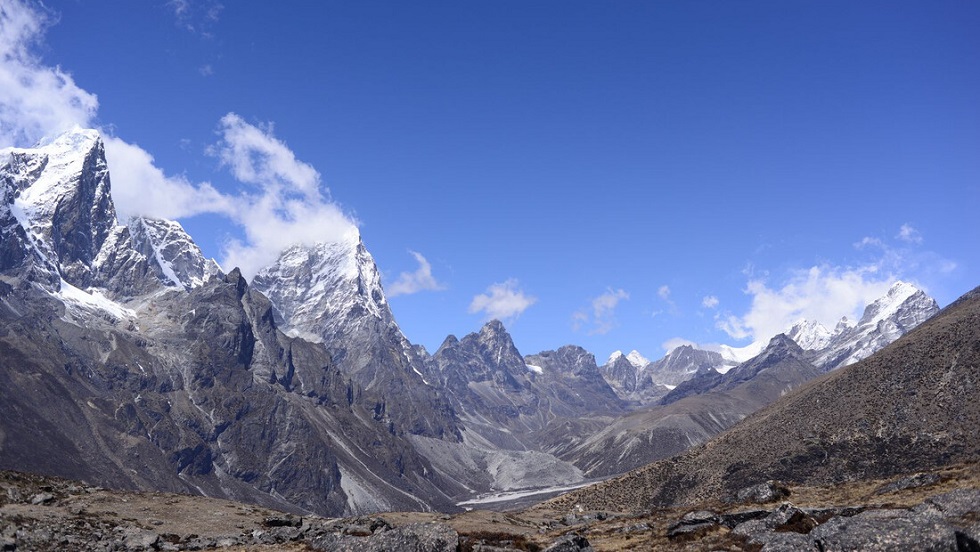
[{"x1": 56, "y1": 279, "x2": 135, "y2": 321}]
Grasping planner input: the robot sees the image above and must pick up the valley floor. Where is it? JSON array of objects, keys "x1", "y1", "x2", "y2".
[{"x1": 1, "y1": 463, "x2": 978, "y2": 551}]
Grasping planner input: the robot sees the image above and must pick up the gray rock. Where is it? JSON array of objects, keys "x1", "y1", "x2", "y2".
[
  {"x1": 756, "y1": 532, "x2": 819, "y2": 552},
  {"x1": 311, "y1": 522, "x2": 458, "y2": 552},
  {"x1": 719, "y1": 509, "x2": 769, "y2": 528},
  {"x1": 667, "y1": 521, "x2": 717, "y2": 541},
  {"x1": 121, "y1": 528, "x2": 160, "y2": 550},
  {"x1": 810, "y1": 509, "x2": 958, "y2": 551},
  {"x1": 956, "y1": 526, "x2": 980, "y2": 552},
  {"x1": 735, "y1": 480, "x2": 790, "y2": 504},
  {"x1": 764, "y1": 502, "x2": 817, "y2": 533},
  {"x1": 668, "y1": 509, "x2": 722, "y2": 540},
  {"x1": 680, "y1": 509, "x2": 718, "y2": 523},
  {"x1": 875, "y1": 472, "x2": 941, "y2": 495},
  {"x1": 925, "y1": 488, "x2": 980, "y2": 519},
  {"x1": 543, "y1": 533, "x2": 594, "y2": 551},
  {"x1": 29, "y1": 492, "x2": 54, "y2": 505}
]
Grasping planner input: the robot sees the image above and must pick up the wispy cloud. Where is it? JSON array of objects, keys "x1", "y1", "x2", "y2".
[
  {"x1": 573, "y1": 288, "x2": 630, "y2": 335},
  {"x1": 701, "y1": 295, "x2": 719, "y2": 309},
  {"x1": 388, "y1": 251, "x2": 445, "y2": 297},
  {"x1": 167, "y1": 0, "x2": 223, "y2": 36},
  {"x1": 853, "y1": 236, "x2": 884, "y2": 249},
  {"x1": 657, "y1": 285, "x2": 671, "y2": 301},
  {"x1": 897, "y1": 223, "x2": 923, "y2": 244},
  {"x1": 469, "y1": 279, "x2": 536, "y2": 321}
]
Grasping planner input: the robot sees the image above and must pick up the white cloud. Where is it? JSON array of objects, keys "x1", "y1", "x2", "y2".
[
  {"x1": 854, "y1": 236, "x2": 883, "y2": 249},
  {"x1": 897, "y1": 223, "x2": 923, "y2": 244},
  {"x1": 0, "y1": 2, "x2": 357, "y2": 279},
  {"x1": 102, "y1": 136, "x2": 234, "y2": 220},
  {"x1": 701, "y1": 295, "x2": 719, "y2": 309},
  {"x1": 469, "y1": 279, "x2": 536, "y2": 321},
  {"x1": 716, "y1": 265, "x2": 895, "y2": 342},
  {"x1": 0, "y1": 0, "x2": 98, "y2": 146},
  {"x1": 211, "y1": 114, "x2": 319, "y2": 198},
  {"x1": 0, "y1": 0, "x2": 234, "y2": 226},
  {"x1": 574, "y1": 288, "x2": 630, "y2": 335},
  {"x1": 210, "y1": 114, "x2": 358, "y2": 277},
  {"x1": 657, "y1": 285, "x2": 671, "y2": 300},
  {"x1": 388, "y1": 251, "x2": 445, "y2": 297}
]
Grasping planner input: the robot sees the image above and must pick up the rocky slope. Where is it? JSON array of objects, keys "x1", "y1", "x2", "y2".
[
  {"x1": 549, "y1": 284, "x2": 980, "y2": 513},
  {"x1": 4, "y1": 460, "x2": 978, "y2": 551}
]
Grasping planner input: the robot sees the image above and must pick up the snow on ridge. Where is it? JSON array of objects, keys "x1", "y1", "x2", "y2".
[
  {"x1": 605, "y1": 350, "x2": 624, "y2": 365},
  {"x1": 626, "y1": 350, "x2": 649, "y2": 369},
  {"x1": 56, "y1": 279, "x2": 134, "y2": 321},
  {"x1": 526, "y1": 364, "x2": 543, "y2": 374},
  {"x1": 862, "y1": 280, "x2": 921, "y2": 326}
]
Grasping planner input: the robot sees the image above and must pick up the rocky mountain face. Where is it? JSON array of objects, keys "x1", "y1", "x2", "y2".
[
  {"x1": 0, "y1": 129, "x2": 466, "y2": 517},
  {"x1": 553, "y1": 284, "x2": 980, "y2": 513},
  {"x1": 127, "y1": 217, "x2": 221, "y2": 290},
  {"x1": 811, "y1": 281, "x2": 939, "y2": 370},
  {"x1": 408, "y1": 323, "x2": 625, "y2": 495},
  {"x1": 251, "y1": 237, "x2": 460, "y2": 441}
]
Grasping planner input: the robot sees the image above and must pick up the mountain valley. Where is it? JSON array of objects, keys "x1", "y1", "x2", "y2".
[{"x1": 0, "y1": 128, "x2": 976, "y2": 551}]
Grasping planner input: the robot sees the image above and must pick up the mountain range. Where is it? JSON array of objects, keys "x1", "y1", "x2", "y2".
[{"x1": 0, "y1": 128, "x2": 947, "y2": 518}]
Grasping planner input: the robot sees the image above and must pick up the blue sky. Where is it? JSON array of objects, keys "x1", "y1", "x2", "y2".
[{"x1": 2, "y1": 1, "x2": 978, "y2": 360}]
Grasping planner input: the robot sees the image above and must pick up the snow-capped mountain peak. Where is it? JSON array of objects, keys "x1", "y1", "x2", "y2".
[
  {"x1": 786, "y1": 319, "x2": 832, "y2": 350},
  {"x1": 860, "y1": 280, "x2": 921, "y2": 327},
  {"x1": 626, "y1": 350, "x2": 650, "y2": 369},
  {"x1": 0, "y1": 127, "x2": 219, "y2": 301},
  {"x1": 251, "y1": 227, "x2": 398, "y2": 346},
  {"x1": 128, "y1": 217, "x2": 221, "y2": 289},
  {"x1": 605, "y1": 349, "x2": 650, "y2": 370},
  {"x1": 813, "y1": 281, "x2": 939, "y2": 370}
]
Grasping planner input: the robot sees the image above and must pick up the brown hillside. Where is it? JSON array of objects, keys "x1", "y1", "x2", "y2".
[{"x1": 546, "y1": 285, "x2": 980, "y2": 513}]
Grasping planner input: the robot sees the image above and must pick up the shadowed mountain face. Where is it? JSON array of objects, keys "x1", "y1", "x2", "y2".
[
  {"x1": 429, "y1": 322, "x2": 626, "y2": 452},
  {"x1": 550, "y1": 285, "x2": 980, "y2": 513}
]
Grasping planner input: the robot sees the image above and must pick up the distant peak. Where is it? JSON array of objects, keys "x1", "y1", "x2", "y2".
[
  {"x1": 481, "y1": 319, "x2": 508, "y2": 335},
  {"x1": 626, "y1": 350, "x2": 649, "y2": 368},
  {"x1": 764, "y1": 333, "x2": 804, "y2": 355},
  {"x1": 606, "y1": 350, "x2": 624, "y2": 364},
  {"x1": 666, "y1": 344, "x2": 695, "y2": 355},
  {"x1": 884, "y1": 280, "x2": 922, "y2": 302}
]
